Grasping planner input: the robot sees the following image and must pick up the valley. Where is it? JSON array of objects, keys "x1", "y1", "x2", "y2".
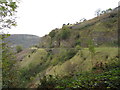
[{"x1": 2, "y1": 6, "x2": 120, "y2": 89}]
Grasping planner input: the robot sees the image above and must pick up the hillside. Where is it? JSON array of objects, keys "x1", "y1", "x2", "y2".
[
  {"x1": 39, "y1": 7, "x2": 118, "y2": 48},
  {"x1": 5, "y1": 34, "x2": 40, "y2": 48},
  {"x1": 5, "y1": 7, "x2": 120, "y2": 89}
]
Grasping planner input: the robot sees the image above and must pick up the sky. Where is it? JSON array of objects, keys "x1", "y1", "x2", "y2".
[{"x1": 9, "y1": 0, "x2": 119, "y2": 37}]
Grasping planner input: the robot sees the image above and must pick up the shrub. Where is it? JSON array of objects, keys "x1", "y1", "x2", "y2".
[
  {"x1": 75, "y1": 34, "x2": 80, "y2": 39},
  {"x1": 16, "y1": 45, "x2": 23, "y2": 53},
  {"x1": 61, "y1": 30, "x2": 69, "y2": 39},
  {"x1": 60, "y1": 27, "x2": 70, "y2": 40},
  {"x1": 38, "y1": 67, "x2": 120, "y2": 89},
  {"x1": 58, "y1": 49, "x2": 77, "y2": 62},
  {"x1": 66, "y1": 49, "x2": 77, "y2": 59},
  {"x1": 75, "y1": 45, "x2": 81, "y2": 51},
  {"x1": 31, "y1": 49, "x2": 36, "y2": 53},
  {"x1": 38, "y1": 75, "x2": 60, "y2": 88},
  {"x1": 75, "y1": 40, "x2": 81, "y2": 46},
  {"x1": 49, "y1": 30, "x2": 56, "y2": 38}
]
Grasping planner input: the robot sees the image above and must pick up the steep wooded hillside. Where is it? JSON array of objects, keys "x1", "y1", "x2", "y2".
[
  {"x1": 13, "y1": 7, "x2": 120, "y2": 89},
  {"x1": 39, "y1": 7, "x2": 118, "y2": 48}
]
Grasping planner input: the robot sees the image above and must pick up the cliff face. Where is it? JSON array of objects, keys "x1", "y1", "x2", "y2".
[{"x1": 39, "y1": 8, "x2": 118, "y2": 48}]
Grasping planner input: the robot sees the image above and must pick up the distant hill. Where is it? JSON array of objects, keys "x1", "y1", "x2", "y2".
[{"x1": 6, "y1": 34, "x2": 40, "y2": 48}]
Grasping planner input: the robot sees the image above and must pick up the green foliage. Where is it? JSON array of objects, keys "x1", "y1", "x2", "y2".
[
  {"x1": 75, "y1": 39, "x2": 81, "y2": 46},
  {"x1": 65, "y1": 49, "x2": 77, "y2": 59},
  {"x1": 88, "y1": 39, "x2": 95, "y2": 54},
  {"x1": 75, "y1": 45, "x2": 81, "y2": 51},
  {"x1": 2, "y1": 42, "x2": 20, "y2": 88},
  {"x1": 106, "y1": 8, "x2": 112, "y2": 13},
  {"x1": 18, "y1": 62, "x2": 50, "y2": 87},
  {"x1": 0, "y1": 0, "x2": 18, "y2": 29},
  {"x1": 0, "y1": 0, "x2": 19, "y2": 88},
  {"x1": 61, "y1": 30, "x2": 70, "y2": 40},
  {"x1": 16, "y1": 45, "x2": 23, "y2": 53},
  {"x1": 58, "y1": 49, "x2": 77, "y2": 62},
  {"x1": 38, "y1": 67, "x2": 120, "y2": 89},
  {"x1": 37, "y1": 47, "x2": 119, "y2": 89},
  {"x1": 88, "y1": 39, "x2": 95, "y2": 66},
  {"x1": 102, "y1": 16, "x2": 117, "y2": 28},
  {"x1": 38, "y1": 75, "x2": 58, "y2": 88},
  {"x1": 49, "y1": 30, "x2": 56, "y2": 38},
  {"x1": 75, "y1": 34, "x2": 80, "y2": 39},
  {"x1": 1, "y1": 6, "x2": 118, "y2": 88},
  {"x1": 30, "y1": 49, "x2": 37, "y2": 54},
  {"x1": 59, "y1": 27, "x2": 70, "y2": 40},
  {"x1": 44, "y1": 48, "x2": 78, "y2": 66}
]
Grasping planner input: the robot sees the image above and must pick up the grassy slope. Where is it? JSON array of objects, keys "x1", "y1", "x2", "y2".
[
  {"x1": 15, "y1": 7, "x2": 119, "y2": 88},
  {"x1": 39, "y1": 8, "x2": 118, "y2": 48},
  {"x1": 19, "y1": 48, "x2": 47, "y2": 69},
  {"x1": 16, "y1": 47, "x2": 118, "y2": 88},
  {"x1": 43, "y1": 47, "x2": 118, "y2": 75}
]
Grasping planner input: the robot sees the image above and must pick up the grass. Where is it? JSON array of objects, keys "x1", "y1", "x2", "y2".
[
  {"x1": 18, "y1": 48, "x2": 47, "y2": 69},
  {"x1": 37, "y1": 47, "x2": 119, "y2": 89},
  {"x1": 15, "y1": 46, "x2": 119, "y2": 88},
  {"x1": 15, "y1": 48, "x2": 48, "y2": 87},
  {"x1": 38, "y1": 47, "x2": 118, "y2": 76}
]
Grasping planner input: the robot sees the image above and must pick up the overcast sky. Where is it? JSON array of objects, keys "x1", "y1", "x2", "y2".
[{"x1": 9, "y1": 0, "x2": 119, "y2": 37}]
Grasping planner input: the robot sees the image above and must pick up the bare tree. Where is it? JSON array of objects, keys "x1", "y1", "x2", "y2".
[{"x1": 95, "y1": 9, "x2": 101, "y2": 16}]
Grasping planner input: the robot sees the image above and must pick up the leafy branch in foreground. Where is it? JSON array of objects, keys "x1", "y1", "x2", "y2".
[
  {"x1": 0, "y1": 0, "x2": 18, "y2": 30},
  {"x1": 0, "y1": 0, "x2": 19, "y2": 88}
]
